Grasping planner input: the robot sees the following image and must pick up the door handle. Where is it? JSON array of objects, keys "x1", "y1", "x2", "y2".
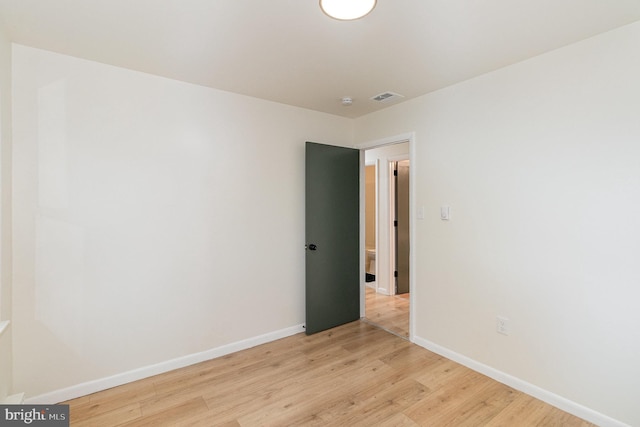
[{"x1": 306, "y1": 244, "x2": 318, "y2": 251}]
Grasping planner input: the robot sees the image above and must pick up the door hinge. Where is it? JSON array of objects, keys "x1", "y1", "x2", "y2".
[
  {"x1": 394, "y1": 220, "x2": 398, "y2": 227},
  {"x1": 393, "y1": 169, "x2": 398, "y2": 176},
  {"x1": 394, "y1": 271, "x2": 398, "y2": 278}
]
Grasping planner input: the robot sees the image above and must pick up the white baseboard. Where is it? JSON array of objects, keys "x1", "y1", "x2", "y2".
[
  {"x1": 26, "y1": 324, "x2": 305, "y2": 405},
  {"x1": 412, "y1": 335, "x2": 630, "y2": 427},
  {"x1": 376, "y1": 287, "x2": 391, "y2": 296},
  {"x1": 3, "y1": 392, "x2": 25, "y2": 404}
]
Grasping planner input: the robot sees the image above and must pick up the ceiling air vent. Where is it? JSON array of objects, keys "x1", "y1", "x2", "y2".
[{"x1": 371, "y1": 91, "x2": 404, "y2": 102}]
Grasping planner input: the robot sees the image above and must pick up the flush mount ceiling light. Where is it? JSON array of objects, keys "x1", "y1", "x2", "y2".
[{"x1": 320, "y1": 0, "x2": 377, "y2": 21}]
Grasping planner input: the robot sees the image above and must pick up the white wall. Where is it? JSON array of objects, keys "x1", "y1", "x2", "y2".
[
  {"x1": 0, "y1": 17, "x2": 13, "y2": 402},
  {"x1": 364, "y1": 143, "x2": 409, "y2": 295},
  {"x1": 355, "y1": 21, "x2": 640, "y2": 427},
  {"x1": 11, "y1": 45, "x2": 353, "y2": 399}
]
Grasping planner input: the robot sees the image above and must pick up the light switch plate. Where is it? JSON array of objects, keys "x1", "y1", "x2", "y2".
[{"x1": 440, "y1": 206, "x2": 450, "y2": 220}]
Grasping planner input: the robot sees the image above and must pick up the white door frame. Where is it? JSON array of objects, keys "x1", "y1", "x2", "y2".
[{"x1": 359, "y1": 132, "x2": 416, "y2": 342}]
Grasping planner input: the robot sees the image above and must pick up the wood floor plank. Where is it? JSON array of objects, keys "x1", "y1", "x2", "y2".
[
  {"x1": 69, "y1": 381, "x2": 155, "y2": 423},
  {"x1": 233, "y1": 359, "x2": 393, "y2": 425},
  {"x1": 278, "y1": 360, "x2": 411, "y2": 425},
  {"x1": 201, "y1": 351, "x2": 391, "y2": 424},
  {"x1": 431, "y1": 380, "x2": 518, "y2": 426},
  {"x1": 330, "y1": 377, "x2": 428, "y2": 426},
  {"x1": 404, "y1": 369, "x2": 498, "y2": 424},
  {"x1": 485, "y1": 392, "x2": 596, "y2": 427},
  {"x1": 121, "y1": 397, "x2": 209, "y2": 427},
  {"x1": 379, "y1": 343, "x2": 442, "y2": 372},
  {"x1": 70, "y1": 402, "x2": 142, "y2": 427},
  {"x1": 373, "y1": 412, "x2": 422, "y2": 427},
  {"x1": 484, "y1": 393, "x2": 549, "y2": 426},
  {"x1": 62, "y1": 321, "x2": 596, "y2": 426}
]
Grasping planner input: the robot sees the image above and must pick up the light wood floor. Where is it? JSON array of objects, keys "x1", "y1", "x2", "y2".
[
  {"x1": 365, "y1": 286, "x2": 410, "y2": 338},
  {"x1": 64, "y1": 321, "x2": 595, "y2": 426}
]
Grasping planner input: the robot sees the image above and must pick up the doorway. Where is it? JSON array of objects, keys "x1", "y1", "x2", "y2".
[
  {"x1": 304, "y1": 139, "x2": 412, "y2": 337},
  {"x1": 363, "y1": 142, "x2": 410, "y2": 338}
]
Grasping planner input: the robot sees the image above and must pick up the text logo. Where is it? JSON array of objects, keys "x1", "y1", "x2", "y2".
[{"x1": 1, "y1": 405, "x2": 69, "y2": 426}]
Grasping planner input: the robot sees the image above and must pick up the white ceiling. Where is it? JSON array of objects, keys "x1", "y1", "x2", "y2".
[{"x1": 1, "y1": 0, "x2": 640, "y2": 118}]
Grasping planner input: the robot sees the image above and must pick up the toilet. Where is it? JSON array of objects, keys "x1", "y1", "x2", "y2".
[{"x1": 366, "y1": 249, "x2": 376, "y2": 275}]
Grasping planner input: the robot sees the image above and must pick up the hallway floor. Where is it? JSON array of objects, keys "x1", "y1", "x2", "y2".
[{"x1": 365, "y1": 287, "x2": 410, "y2": 338}]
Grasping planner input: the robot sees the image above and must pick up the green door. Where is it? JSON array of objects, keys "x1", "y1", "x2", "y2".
[{"x1": 305, "y1": 142, "x2": 360, "y2": 335}]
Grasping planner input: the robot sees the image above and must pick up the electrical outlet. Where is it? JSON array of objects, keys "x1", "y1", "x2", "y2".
[{"x1": 496, "y1": 316, "x2": 510, "y2": 335}]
